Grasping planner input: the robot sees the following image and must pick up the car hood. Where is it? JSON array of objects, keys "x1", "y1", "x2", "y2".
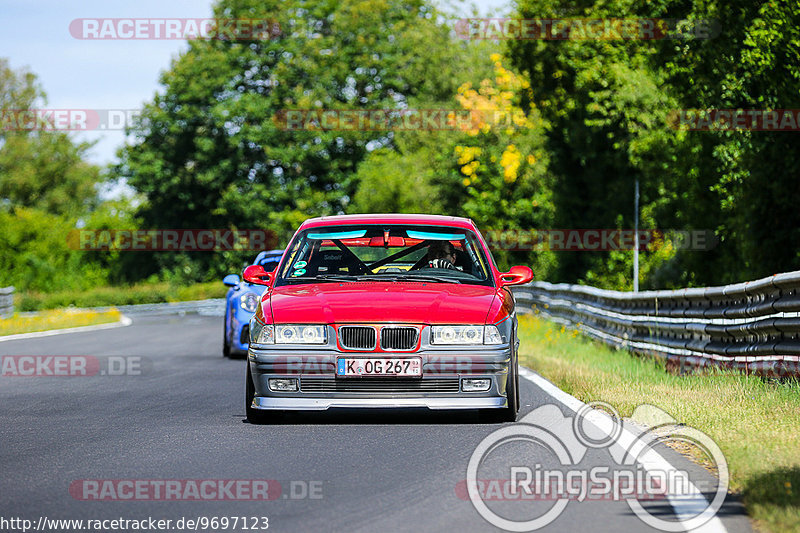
[{"x1": 268, "y1": 282, "x2": 498, "y2": 324}]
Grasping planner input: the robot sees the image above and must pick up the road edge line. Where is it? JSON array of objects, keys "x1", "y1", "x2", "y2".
[
  {"x1": 519, "y1": 366, "x2": 728, "y2": 533},
  {"x1": 0, "y1": 315, "x2": 133, "y2": 343}
]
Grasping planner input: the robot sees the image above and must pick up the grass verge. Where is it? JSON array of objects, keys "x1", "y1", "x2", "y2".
[
  {"x1": 16, "y1": 281, "x2": 228, "y2": 312},
  {"x1": 0, "y1": 308, "x2": 123, "y2": 336},
  {"x1": 517, "y1": 313, "x2": 800, "y2": 533}
]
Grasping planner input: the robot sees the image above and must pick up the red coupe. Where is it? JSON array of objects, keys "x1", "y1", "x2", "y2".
[{"x1": 243, "y1": 214, "x2": 533, "y2": 422}]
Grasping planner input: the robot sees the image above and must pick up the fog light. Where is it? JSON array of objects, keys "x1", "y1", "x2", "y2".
[
  {"x1": 462, "y1": 378, "x2": 491, "y2": 392},
  {"x1": 268, "y1": 378, "x2": 298, "y2": 392}
]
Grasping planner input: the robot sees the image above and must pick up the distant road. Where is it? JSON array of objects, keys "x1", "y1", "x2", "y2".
[{"x1": 0, "y1": 314, "x2": 751, "y2": 532}]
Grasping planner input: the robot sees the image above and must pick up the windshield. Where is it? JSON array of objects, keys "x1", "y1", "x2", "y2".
[
  {"x1": 257, "y1": 256, "x2": 281, "y2": 271},
  {"x1": 275, "y1": 224, "x2": 493, "y2": 286}
]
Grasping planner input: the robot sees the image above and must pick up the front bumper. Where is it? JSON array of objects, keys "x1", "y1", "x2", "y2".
[
  {"x1": 247, "y1": 346, "x2": 512, "y2": 411},
  {"x1": 252, "y1": 396, "x2": 506, "y2": 410},
  {"x1": 229, "y1": 314, "x2": 252, "y2": 355}
]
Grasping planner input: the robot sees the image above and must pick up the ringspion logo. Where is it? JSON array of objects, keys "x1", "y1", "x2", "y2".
[{"x1": 463, "y1": 402, "x2": 729, "y2": 531}]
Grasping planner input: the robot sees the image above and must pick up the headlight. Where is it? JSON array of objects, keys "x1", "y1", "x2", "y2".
[
  {"x1": 239, "y1": 292, "x2": 259, "y2": 313},
  {"x1": 431, "y1": 325, "x2": 503, "y2": 345},
  {"x1": 484, "y1": 325, "x2": 503, "y2": 345},
  {"x1": 275, "y1": 325, "x2": 327, "y2": 344},
  {"x1": 252, "y1": 323, "x2": 274, "y2": 344}
]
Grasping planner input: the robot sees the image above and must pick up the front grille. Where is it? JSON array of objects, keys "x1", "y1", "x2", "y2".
[
  {"x1": 240, "y1": 325, "x2": 250, "y2": 345},
  {"x1": 380, "y1": 327, "x2": 418, "y2": 350},
  {"x1": 339, "y1": 326, "x2": 377, "y2": 350},
  {"x1": 300, "y1": 378, "x2": 460, "y2": 394}
]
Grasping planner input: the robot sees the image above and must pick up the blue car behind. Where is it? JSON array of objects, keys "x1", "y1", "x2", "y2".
[{"x1": 222, "y1": 249, "x2": 284, "y2": 358}]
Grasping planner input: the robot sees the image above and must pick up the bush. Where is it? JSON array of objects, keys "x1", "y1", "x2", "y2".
[{"x1": 16, "y1": 281, "x2": 228, "y2": 312}]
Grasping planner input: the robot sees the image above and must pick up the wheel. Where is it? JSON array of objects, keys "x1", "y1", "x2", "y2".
[
  {"x1": 223, "y1": 308, "x2": 231, "y2": 358},
  {"x1": 482, "y1": 354, "x2": 519, "y2": 423},
  {"x1": 245, "y1": 363, "x2": 267, "y2": 424},
  {"x1": 499, "y1": 356, "x2": 520, "y2": 422},
  {"x1": 223, "y1": 329, "x2": 231, "y2": 358}
]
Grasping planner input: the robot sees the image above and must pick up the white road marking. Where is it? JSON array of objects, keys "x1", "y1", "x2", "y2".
[
  {"x1": 0, "y1": 315, "x2": 132, "y2": 343},
  {"x1": 519, "y1": 366, "x2": 728, "y2": 533}
]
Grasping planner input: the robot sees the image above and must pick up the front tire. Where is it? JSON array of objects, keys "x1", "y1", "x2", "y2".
[
  {"x1": 223, "y1": 307, "x2": 231, "y2": 358},
  {"x1": 245, "y1": 363, "x2": 267, "y2": 424},
  {"x1": 223, "y1": 330, "x2": 231, "y2": 358},
  {"x1": 498, "y1": 358, "x2": 519, "y2": 422},
  {"x1": 483, "y1": 355, "x2": 519, "y2": 423}
]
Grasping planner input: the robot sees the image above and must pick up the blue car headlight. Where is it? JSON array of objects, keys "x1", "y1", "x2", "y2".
[{"x1": 239, "y1": 292, "x2": 260, "y2": 313}]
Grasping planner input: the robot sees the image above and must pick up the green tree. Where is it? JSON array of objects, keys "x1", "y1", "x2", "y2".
[
  {"x1": 0, "y1": 59, "x2": 109, "y2": 291},
  {"x1": 350, "y1": 51, "x2": 556, "y2": 276},
  {"x1": 0, "y1": 59, "x2": 101, "y2": 218},
  {"x1": 115, "y1": 0, "x2": 471, "y2": 281},
  {"x1": 507, "y1": 0, "x2": 800, "y2": 288}
]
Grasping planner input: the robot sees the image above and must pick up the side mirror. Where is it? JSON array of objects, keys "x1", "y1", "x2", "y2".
[
  {"x1": 223, "y1": 274, "x2": 240, "y2": 287},
  {"x1": 499, "y1": 265, "x2": 533, "y2": 287},
  {"x1": 243, "y1": 264, "x2": 273, "y2": 286}
]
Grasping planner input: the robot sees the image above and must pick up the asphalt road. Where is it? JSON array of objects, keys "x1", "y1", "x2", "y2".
[{"x1": 0, "y1": 314, "x2": 752, "y2": 532}]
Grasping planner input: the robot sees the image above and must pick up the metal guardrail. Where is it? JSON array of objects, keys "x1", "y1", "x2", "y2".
[
  {"x1": 89, "y1": 298, "x2": 225, "y2": 317},
  {"x1": 13, "y1": 298, "x2": 226, "y2": 319},
  {"x1": 0, "y1": 287, "x2": 13, "y2": 318},
  {"x1": 512, "y1": 271, "x2": 800, "y2": 378}
]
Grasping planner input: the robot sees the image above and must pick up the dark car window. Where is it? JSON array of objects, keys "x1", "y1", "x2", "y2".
[
  {"x1": 276, "y1": 224, "x2": 493, "y2": 286},
  {"x1": 258, "y1": 259, "x2": 280, "y2": 271}
]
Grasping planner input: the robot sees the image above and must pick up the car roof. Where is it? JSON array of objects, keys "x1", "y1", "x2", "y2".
[
  {"x1": 299, "y1": 214, "x2": 477, "y2": 230},
  {"x1": 252, "y1": 249, "x2": 284, "y2": 265}
]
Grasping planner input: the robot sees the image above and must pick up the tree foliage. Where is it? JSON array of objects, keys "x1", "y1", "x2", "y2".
[
  {"x1": 0, "y1": 59, "x2": 108, "y2": 291},
  {"x1": 5, "y1": 0, "x2": 800, "y2": 293},
  {"x1": 507, "y1": 0, "x2": 800, "y2": 287},
  {"x1": 115, "y1": 0, "x2": 470, "y2": 280},
  {"x1": 0, "y1": 59, "x2": 101, "y2": 218}
]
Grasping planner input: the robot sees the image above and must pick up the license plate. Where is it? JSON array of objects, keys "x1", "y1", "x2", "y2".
[{"x1": 337, "y1": 357, "x2": 422, "y2": 377}]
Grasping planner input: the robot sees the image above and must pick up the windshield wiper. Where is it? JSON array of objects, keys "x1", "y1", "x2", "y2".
[
  {"x1": 378, "y1": 274, "x2": 461, "y2": 284},
  {"x1": 284, "y1": 275, "x2": 360, "y2": 283}
]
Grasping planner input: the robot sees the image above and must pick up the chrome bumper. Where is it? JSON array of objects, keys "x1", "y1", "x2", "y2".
[
  {"x1": 248, "y1": 345, "x2": 513, "y2": 411},
  {"x1": 252, "y1": 396, "x2": 506, "y2": 410}
]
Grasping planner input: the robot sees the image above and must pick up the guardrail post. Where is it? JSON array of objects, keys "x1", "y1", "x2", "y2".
[{"x1": 0, "y1": 286, "x2": 14, "y2": 318}]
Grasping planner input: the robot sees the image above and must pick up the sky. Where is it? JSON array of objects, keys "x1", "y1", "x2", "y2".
[{"x1": 0, "y1": 0, "x2": 511, "y2": 167}]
